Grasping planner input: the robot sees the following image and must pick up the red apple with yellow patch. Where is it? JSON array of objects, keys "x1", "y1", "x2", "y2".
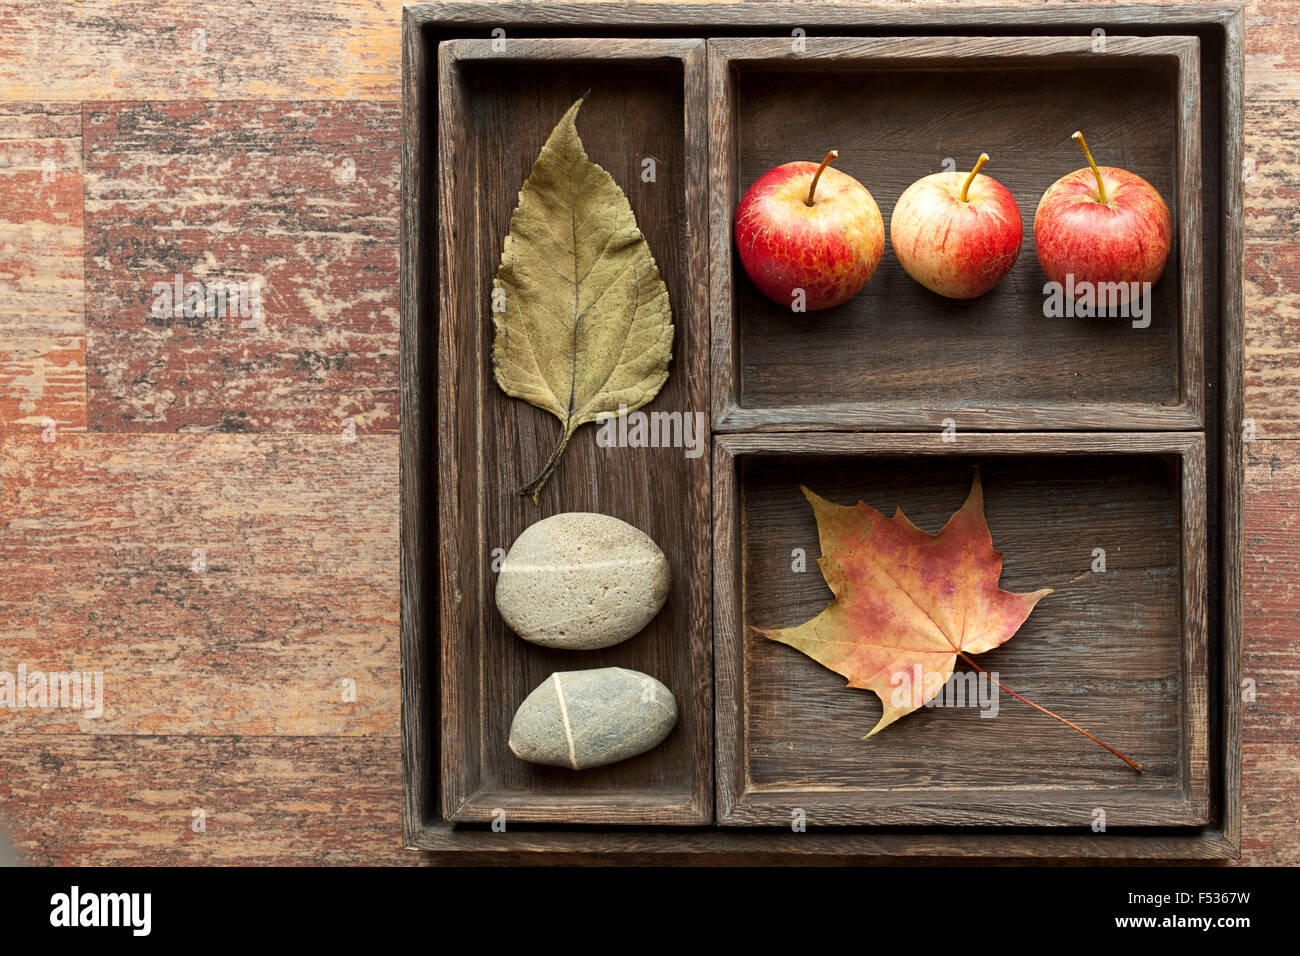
[
  {"x1": 1034, "y1": 131, "x2": 1172, "y2": 298},
  {"x1": 889, "y1": 153, "x2": 1023, "y2": 299},
  {"x1": 734, "y1": 150, "x2": 885, "y2": 311}
]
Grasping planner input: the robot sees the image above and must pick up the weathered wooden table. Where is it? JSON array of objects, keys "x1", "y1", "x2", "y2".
[{"x1": 0, "y1": 0, "x2": 1294, "y2": 865}]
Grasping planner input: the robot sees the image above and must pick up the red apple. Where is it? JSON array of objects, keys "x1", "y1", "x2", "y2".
[
  {"x1": 889, "y1": 153, "x2": 1023, "y2": 299},
  {"x1": 1034, "y1": 131, "x2": 1172, "y2": 298},
  {"x1": 734, "y1": 150, "x2": 884, "y2": 311}
]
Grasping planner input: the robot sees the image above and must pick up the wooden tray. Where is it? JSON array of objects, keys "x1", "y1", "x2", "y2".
[{"x1": 400, "y1": 1, "x2": 1244, "y2": 861}]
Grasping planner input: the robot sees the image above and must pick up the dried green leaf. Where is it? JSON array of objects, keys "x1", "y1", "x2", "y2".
[{"x1": 491, "y1": 96, "x2": 673, "y2": 501}]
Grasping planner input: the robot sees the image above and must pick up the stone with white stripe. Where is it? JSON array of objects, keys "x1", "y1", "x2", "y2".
[
  {"x1": 508, "y1": 668, "x2": 678, "y2": 770},
  {"x1": 494, "y1": 512, "x2": 670, "y2": 650}
]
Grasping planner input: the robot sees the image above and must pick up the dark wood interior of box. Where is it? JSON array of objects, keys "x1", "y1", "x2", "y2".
[
  {"x1": 731, "y1": 62, "x2": 1183, "y2": 412},
  {"x1": 740, "y1": 454, "x2": 1187, "y2": 808},
  {"x1": 443, "y1": 56, "x2": 711, "y2": 823}
]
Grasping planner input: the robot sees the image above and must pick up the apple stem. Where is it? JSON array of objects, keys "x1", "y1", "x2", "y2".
[
  {"x1": 959, "y1": 153, "x2": 990, "y2": 203},
  {"x1": 805, "y1": 149, "x2": 839, "y2": 206},
  {"x1": 1072, "y1": 130, "x2": 1108, "y2": 205}
]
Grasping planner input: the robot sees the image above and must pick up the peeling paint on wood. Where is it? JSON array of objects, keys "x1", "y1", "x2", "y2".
[
  {"x1": 1244, "y1": 99, "x2": 1300, "y2": 438},
  {"x1": 0, "y1": 102, "x2": 85, "y2": 432},
  {"x1": 0, "y1": 736, "x2": 408, "y2": 865},
  {"x1": 0, "y1": 1, "x2": 406, "y2": 102},
  {"x1": 82, "y1": 101, "x2": 400, "y2": 433},
  {"x1": 0, "y1": 434, "x2": 400, "y2": 736},
  {"x1": 1242, "y1": 441, "x2": 1300, "y2": 865}
]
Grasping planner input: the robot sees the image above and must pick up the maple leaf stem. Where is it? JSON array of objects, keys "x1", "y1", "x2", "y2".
[{"x1": 956, "y1": 651, "x2": 1143, "y2": 773}]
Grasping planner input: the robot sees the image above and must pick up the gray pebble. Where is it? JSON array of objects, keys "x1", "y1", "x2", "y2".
[
  {"x1": 495, "y1": 512, "x2": 670, "y2": 650},
  {"x1": 508, "y1": 667, "x2": 678, "y2": 770}
]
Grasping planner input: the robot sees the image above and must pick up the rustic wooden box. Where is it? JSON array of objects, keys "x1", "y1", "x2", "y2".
[{"x1": 401, "y1": 2, "x2": 1244, "y2": 861}]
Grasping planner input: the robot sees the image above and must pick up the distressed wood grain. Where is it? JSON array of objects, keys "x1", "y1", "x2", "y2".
[
  {"x1": 0, "y1": 1, "x2": 407, "y2": 103},
  {"x1": 1241, "y1": 440, "x2": 1300, "y2": 865},
  {"x1": 0, "y1": 102, "x2": 84, "y2": 432},
  {"x1": 0, "y1": 434, "x2": 399, "y2": 735},
  {"x1": 82, "y1": 101, "x2": 400, "y2": 433},
  {"x1": 1241, "y1": 0, "x2": 1300, "y2": 433},
  {"x1": 1243, "y1": 99, "x2": 1300, "y2": 437},
  {"x1": 0, "y1": 735, "x2": 410, "y2": 866},
  {"x1": 1244, "y1": 0, "x2": 1300, "y2": 100}
]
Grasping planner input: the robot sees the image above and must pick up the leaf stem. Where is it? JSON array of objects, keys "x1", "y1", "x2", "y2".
[
  {"x1": 805, "y1": 149, "x2": 839, "y2": 206},
  {"x1": 1071, "y1": 130, "x2": 1108, "y2": 205},
  {"x1": 959, "y1": 153, "x2": 990, "y2": 203},
  {"x1": 518, "y1": 425, "x2": 572, "y2": 503},
  {"x1": 957, "y1": 651, "x2": 1142, "y2": 773}
]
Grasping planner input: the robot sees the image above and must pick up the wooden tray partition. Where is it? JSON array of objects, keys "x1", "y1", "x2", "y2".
[
  {"x1": 435, "y1": 38, "x2": 713, "y2": 825},
  {"x1": 713, "y1": 432, "x2": 1208, "y2": 827},
  {"x1": 401, "y1": 2, "x2": 1245, "y2": 862},
  {"x1": 709, "y1": 35, "x2": 1203, "y2": 432}
]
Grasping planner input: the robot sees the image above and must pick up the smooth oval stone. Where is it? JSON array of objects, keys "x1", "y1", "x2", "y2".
[
  {"x1": 508, "y1": 667, "x2": 677, "y2": 770},
  {"x1": 495, "y1": 512, "x2": 670, "y2": 650}
]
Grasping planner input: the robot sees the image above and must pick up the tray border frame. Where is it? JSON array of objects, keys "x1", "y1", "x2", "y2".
[{"x1": 400, "y1": 1, "x2": 1245, "y2": 861}]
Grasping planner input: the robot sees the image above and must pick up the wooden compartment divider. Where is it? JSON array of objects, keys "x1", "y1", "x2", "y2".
[
  {"x1": 709, "y1": 35, "x2": 1203, "y2": 432},
  {"x1": 713, "y1": 431, "x2": 1208, "y2": 827},
  {"x1": 434, "y1": 37, "x2": 713, "y2": 825}
]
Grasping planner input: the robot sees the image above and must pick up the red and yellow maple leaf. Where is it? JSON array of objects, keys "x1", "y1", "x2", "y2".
[{"x1": 756, "y1": 472, "x2": 1052, "y2": 738}]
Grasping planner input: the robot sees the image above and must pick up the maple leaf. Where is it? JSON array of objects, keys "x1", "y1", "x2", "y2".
[{"x1": 756, "y1": 471, "x2": 1052, "y2": 738}]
